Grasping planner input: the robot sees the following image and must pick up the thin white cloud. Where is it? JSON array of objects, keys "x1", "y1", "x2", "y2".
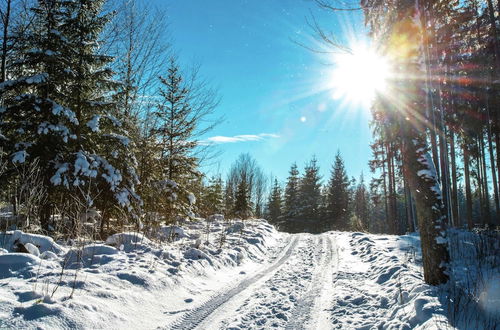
[{"x1": 203, "y1": 133, "x2": 280, "y2": 144}]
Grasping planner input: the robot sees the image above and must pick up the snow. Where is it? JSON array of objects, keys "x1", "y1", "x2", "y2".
[
  {"x1": 105, "y1": 232, "x2": 151, "y2": 249},
  {"x1": 86, "y1": 115, "x2": 101, "y2": 132},
  {"x1": 0, "y1": 222, "x2": 497, "y2": 329},
  {"x1": 0, "y1": 253, "x2": 40, "y2": 278},
  {"x1": 188, "y1": 192, "x2": 196, "y2": 205},
  {"x1": 24, "y1": 243, "x2": 40, "y2": 257},
  {"x1": 11, "y1": 150, "x2": 27, "y2": 164},
  {"x1": 104, "y1": 133, "x2": 130, "y2": 146},
  {"x1": 158, "y1": 226, "x2": 187, "y2": 240},
  {"x1": 50, "y1": 163, "x2": 69, "y2": 186},
  {"x1": 3, "y1": 230, "x2": 64, "y2": 255}
]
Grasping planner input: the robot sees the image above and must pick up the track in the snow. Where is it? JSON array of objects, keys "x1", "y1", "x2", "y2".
[
  {"x1": 285, "y1": 235, "x2": 336, "y2": 330},
  {"x1": 167, "y1": 236, "x2": 300, "y2": 330}
]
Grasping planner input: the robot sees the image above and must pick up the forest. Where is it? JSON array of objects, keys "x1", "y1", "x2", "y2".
[
  {"x1": 0, "y1": 0, "x2": 499, "y2": 328},
  {"x1": 0, "y1": 0, "x2": 499, "y2": 289}
]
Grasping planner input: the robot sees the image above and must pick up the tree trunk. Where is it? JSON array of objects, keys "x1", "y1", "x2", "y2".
[
  {"x1": 479, "y1": 137, "x2": 491, "y2": 225},
  {"x1": 449, "y1": 131, "x2": 459, "y2": 226},
  {"x1": 463, "y1": 143, "x2": 474, "y2": 229},
  {"x1": 402, "y1": 130, "x2": 449, "y2": 285},
  {"x1": 1, "y1": 0, "x2": 11, "y2": 83}
]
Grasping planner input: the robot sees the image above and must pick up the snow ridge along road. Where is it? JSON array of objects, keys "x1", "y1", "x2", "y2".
[
  {"x1": 167, "y1": 235, "x2": 300, "y2": 330},
  {"x1": 167, "y1": 233, "x2": 339, "y2": 330}
]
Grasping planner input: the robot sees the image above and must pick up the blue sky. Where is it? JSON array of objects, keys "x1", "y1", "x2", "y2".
[{"x1": 159, "y1": 0, "x2": 373, "y2": 183}]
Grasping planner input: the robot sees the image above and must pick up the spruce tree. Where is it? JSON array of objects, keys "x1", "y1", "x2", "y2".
[
  {"x1": 148, "y1": 58, "x2": 201, "y2": 223},
  {"x1": 283, "y1": 162, "x2": 300, "y2": 230},
  {"x1": 0, "y1": 0, "x2": 140, "y2": 230},
  {"x1": 326, "y1": 151, "x2": 350, "y2": 231},
  {"x1": 266, "y1": 178, "x2": 282, "y2": 225},
  {"x1": 201, "y1": 175, "x2": 224, "y2": 217},
  {"x1": 0, "y1": 0, "x2": 76, "y2": 229},
  {"x1": 298, "y1": 156, "x2": 322, "y2": 232},
  {"x1": 62, "y1": 0, "x2": 141, "y2": 220},
  {"x1": 233, "y1": 177, "x2": 252, "y2": 219},
  {"x1": 354, "y1": 173, "x2": 369, "y2": 231}
]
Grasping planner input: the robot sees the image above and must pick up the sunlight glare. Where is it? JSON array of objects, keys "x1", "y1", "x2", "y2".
[{"x1": 330, "y1": 43, "x2": 390, "y2": 107}]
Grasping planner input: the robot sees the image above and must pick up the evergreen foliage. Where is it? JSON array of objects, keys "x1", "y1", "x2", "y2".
[
  {"x1": 326, "y1": 152, "x2": 350, "y2": 230},
  {"x1": 266, "y1": 178, "x2": 282, "y2": 226}
]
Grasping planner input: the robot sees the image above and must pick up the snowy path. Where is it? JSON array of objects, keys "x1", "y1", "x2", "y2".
[
  {"x1": 1, "y1": 226, "x2": 467, "y2": 329},
  {"x1": 166, "y1": 233, "x2": 339, "y2": 330}
]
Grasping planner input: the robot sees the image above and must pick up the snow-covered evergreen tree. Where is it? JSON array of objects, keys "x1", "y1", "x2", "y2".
[
  {"x1": 297, "y1": 156, "x2": 322, "y2": 231},
  {"x1": 200, "y1": 175, "x2": 224, "y2": 217},
  {"x1": 326, "y1": 151, "x2": 350, "y2": 230},
  {"x1": 283, "y1": 162, "x2": 300, "y2": 224},
  {"x1": 353, "y1": 173, "x2": 369, "y2": 231},
  {"x1": 266, "y1": 178, "x2": 282, "y2": 225},
  {"x1": 233, "y1": 177, "x2": 252, "y2": 219},
  {"x1": 1, "y1": 0, "x2": 140, "y2": 230}
]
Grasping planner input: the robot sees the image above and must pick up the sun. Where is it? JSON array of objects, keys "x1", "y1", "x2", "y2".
[{"x1": 330, "y1": 43, "x2": 390, "y2": 107}]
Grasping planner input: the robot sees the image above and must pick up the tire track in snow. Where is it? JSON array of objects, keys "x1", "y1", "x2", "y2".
[
  {"x1": 166, "y1": 235, "x2": 300, "y2": 330},
  {"x1": 217, "y1": 234, "x2": 326, "y2": 329},
  {"x1": 285, "y1": 234, "x2": 336, "y2": 330}
]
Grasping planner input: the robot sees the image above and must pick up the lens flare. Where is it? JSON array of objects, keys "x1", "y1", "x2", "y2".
[{"x1": 330, "y1": 43, "x2": 391, "y2": 107}]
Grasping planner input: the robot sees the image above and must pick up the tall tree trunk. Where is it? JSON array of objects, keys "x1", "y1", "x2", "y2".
[
  {"x1": 402, "y1": 128, "x2": 449, "y2": 285},
  {"x1": 381, "y1": 148, "x2": 389, "y2": 233},
  {"x1": 386, "y1": 143, "x2": 396, "y2": 234},
  {"x1": 449, "y1": 130, "x2": 459, "y2": 226},
  {"x1": 463, "y1": 143, "x2": 474, "y2": 229},
  {"x1": 1, "y1": 0, "x2": 11, "y2": 83},
  {"x1": 479, "y1": 137, "x2": 491, "y2": 224},
  {"x1": 404, "y1": 177, "x2": 415, "y2": 232},
  {"x1": 475, "y1": 149, "x2": 484, "y2": 224}
]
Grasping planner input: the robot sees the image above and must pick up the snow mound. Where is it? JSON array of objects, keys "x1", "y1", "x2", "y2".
[
  {"x1": 105, "y1": 232, "x2": 151, "y2": 249},
  {"x1": 65, "y1": 244, "x2": 118, "y2": 268},
  {"x1": 184, "y1": 248, "x2": 210, "y2": 261},
  {"x1": 3, "y1": 230, "x2": 64, "y2": 254},
  {"x1": 0, "y1": 253, "x2": 40, "y2": 278},
  {"x1": 158, "y1": 225, "x2": 187, "y2": 240},
  {"x1": 24, "y1": 242, "x2": 40, "y2": 257},
  {"x1": 40, "y1": 251, "x2": 58, "y2": 260},
  {"x1": 226, "y1": 221, "x2": 244, "y2": 233}
]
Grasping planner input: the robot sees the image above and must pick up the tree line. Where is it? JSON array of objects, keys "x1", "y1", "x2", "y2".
[
  {"x1": 0, "y1": 0, "x2": 217, "y2": 237},
  {"x1": 313, "y1": 0, "x2": 500, "y2": 285},
  {"x1": 362, "y1": 0, "x2": 500, "y2": 236}
]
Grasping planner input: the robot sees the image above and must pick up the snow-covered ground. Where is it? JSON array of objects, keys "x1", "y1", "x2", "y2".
[{"x1": 0, "y1": 220, "x2": 498, "y2": 329}]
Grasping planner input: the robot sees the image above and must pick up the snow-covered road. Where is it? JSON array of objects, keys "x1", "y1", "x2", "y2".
[
  {"x1": 4, "y1": 222, "x2": 481, "y2": 329},
  {"x1": 167, "y1": 233, "x2": 339, "y2": 330}
]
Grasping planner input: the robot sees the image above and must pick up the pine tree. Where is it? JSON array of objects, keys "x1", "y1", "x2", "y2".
[
  {"x1": 354, "y1": 173, "x2": 369, "y2": 231},
  {"x1": 148, "y1": 57, "x2": 202, "y2": 223},
  {"x1": 326, "y1": 151, "x2": 350, "y2": 231},
  {"x1": 0, "y1": 0, "x2": 76, "y2": 230},
  {"x1": 233, "y1": 177, "x2": 252, "y2": 219},
  {"x1": 224, "y1": 178, "x2": 235, "y2": 217},
  {"x1": 266, "y1": 178, "x2": 282, "y2": 225},
  {"x1": 0, "y1": 0, "x2": 140, "y2": 230},
  {"x1": 283, "y1": 162, "x2": 300, "y2": 230},
  {"x1": 298, "y1": 156, "x2": 322, "y2": 232},
  {"x1": 153, "y1": 57, "x2": 199, "y2": 183},
  {"x1": 201, "y1": 175, "x2": 224, "y2": 217},
  {"x1": 62, "y1": 0, "x2": 141, "y2": 222}
]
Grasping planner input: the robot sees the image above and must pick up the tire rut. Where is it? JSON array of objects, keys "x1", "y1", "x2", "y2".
[
  {"x1": 286, "y1": 234, "x2": 335, "y2": 330},
  {"x1": 166, "y1": 236, "x2": 300, "y2": 330}
]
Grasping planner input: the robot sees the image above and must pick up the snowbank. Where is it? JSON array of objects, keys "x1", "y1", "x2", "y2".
[
  {"x1": 340, "y1": 230, "x2": 499, "y2": 329},
  {"x1": 0, "y1": 219, "x2": 283, "y2": 329},
  {"x1": 1, "y1": 230, "x2": 64, "y2": 254}
]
